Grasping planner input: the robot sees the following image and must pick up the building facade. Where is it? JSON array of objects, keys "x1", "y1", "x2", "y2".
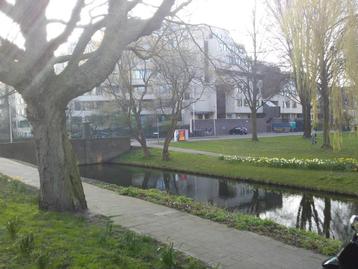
[{"x1": 2, "y1": 25, "x2": 304, "y2": 139}]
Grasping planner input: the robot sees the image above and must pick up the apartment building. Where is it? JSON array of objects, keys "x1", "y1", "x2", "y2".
[{"x1": 2, "y1": 24, "x2": 304, "y2": 138}]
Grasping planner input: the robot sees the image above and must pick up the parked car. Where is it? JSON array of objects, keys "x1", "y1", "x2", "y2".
[{"x1": 229, "y1": 127, "x2": 248, "y2": 135}]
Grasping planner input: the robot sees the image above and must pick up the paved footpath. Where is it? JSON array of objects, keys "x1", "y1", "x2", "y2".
[{"x1": 0, "y1": 158, "x2": 325, "y2": 269}]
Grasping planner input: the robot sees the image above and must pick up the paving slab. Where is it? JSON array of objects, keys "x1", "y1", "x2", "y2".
[{"x1": 0, "y1": 157, "x2": 326, "y2": 269}]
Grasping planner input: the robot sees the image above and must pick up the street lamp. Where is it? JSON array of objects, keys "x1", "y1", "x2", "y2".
[{"x1": 5, "y1": 86, "x2": 13, "y2": 143}]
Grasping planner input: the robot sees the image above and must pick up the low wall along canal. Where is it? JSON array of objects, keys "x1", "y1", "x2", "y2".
[{"x1": 0, "y1": 137, "x2": 130, "y2": 165}]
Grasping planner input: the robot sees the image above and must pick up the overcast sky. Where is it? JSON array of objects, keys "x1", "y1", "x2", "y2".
[
  {"x1": 1, "y1": 0, "x2": 279, "y2": 62},
  {"x1": 185, "y1": 0, "x2": 280, "y2": 62}
]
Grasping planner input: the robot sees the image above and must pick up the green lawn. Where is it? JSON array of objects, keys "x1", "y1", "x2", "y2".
[
  {"x1": 0, "y1": 175, "x2": 206, "y2": 269},
  {"x1": 116, "y1": 148, "x2": 358, "y2": 196},
  {"x1": 170, "y1": 134, "x2": 358, "y2": 159}
]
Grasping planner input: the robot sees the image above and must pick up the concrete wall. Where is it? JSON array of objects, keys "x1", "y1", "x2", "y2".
[{"x1": 0, "y1": 137, "x2": 130, "y2": 165}]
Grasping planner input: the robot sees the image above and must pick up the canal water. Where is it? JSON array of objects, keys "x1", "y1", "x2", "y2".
[{"x1": 80, "y1": 164, "x2": 358, "y2": 242}]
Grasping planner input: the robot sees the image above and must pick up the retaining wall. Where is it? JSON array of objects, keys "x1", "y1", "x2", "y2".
[{"x1": 0, "y1": 137, "x2": 130, "y2": 165}]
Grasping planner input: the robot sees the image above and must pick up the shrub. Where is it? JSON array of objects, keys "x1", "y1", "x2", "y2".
[
  {"x1": 19, "y1": 233, "x2": 35, "y2": 257},
  {"x1": 159, "y1": 242, "x2": 177, "y2": 269},
  {"x1": 6, "y1": 216, "x2": 21, "y2": 240}
]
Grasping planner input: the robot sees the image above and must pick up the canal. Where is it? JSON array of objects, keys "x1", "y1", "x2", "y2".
[{"x1": 80, "y1": 164, "x2": 358, "y2": 242}]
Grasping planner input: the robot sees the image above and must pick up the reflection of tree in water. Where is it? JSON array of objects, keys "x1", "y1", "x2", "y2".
[
  {"x1": 163, "y1": 173, "x2": 178, "y2": 194},
  {"x1": 141, "y1": 172, "x2": 151, "y2": 189},
  {"x1": 296, "y1": 195, "x2": 333, "y2": 238},
  {"x1": 247, "y1": 188, "x2": 260, "y2": 217},
  {"x1": 322, "y1": 198, "x2": 331, "y2": 238},
  {"x1": 218, "y1": 180, "x2": 237, "y2": 198},
  {"x1": 296, "y1": 194, "x2": 321, "y2": 234}
]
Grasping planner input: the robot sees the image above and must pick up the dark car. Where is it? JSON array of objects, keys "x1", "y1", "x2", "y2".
[{"x1": 229, "y1": 127, "x2": 248, "y2": 135}]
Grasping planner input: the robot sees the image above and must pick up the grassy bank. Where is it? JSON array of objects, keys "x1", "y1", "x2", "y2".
[
  {"x1": 84, "y1": 178, "x2": 341, "y2": 256},
  {"x1": 115, "y1": 149, "x2": 358, "y2": 197},
  {"x1": 0, "y1": 175, "x2": 206, "y2": 269},
  {"x1": 170, "y1": 134, "x2": 358, "y2": 159}
]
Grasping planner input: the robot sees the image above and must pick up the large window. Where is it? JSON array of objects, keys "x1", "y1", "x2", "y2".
[{"x1": 132, "y1": 69, "x2": 148, "y2": 80}]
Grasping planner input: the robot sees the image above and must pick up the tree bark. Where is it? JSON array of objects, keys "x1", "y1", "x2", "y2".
[
  {"x1": 27, "y1": 102, "x2": 87, "y2": 212},
  {"x1": 134, "y1": 113, "x2": 151, "y2": 158},
  {"x1": 320, "y1": 56, "x2": 332, "y2": 149},
  {"x1": 321, "y1": 88, "x2": 331, "y2": 149},
  {"x1": 251, "y1": 109, "x2": 259, "y2": 142},
  {"x1": 138, "y1": 137, "x2": 151, "y2": 158},
  {"x1": 302, "y1": 100, "x2": 312, "y2": 139},
  {"x1": 162, "y1": 118, "x2": 178, "y2": 161}
]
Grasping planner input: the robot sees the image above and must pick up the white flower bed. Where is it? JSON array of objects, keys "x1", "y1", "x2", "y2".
[{"x1": 221, "y1": 155, "x2": 358, "y2": 172}]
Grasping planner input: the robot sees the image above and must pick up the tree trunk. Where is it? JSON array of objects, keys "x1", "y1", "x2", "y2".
[
  {"x1": 323, "y1": 198, "x2": 331, "y2": 238},
  {"x1": 321, "y1": 84, "x2": 331, "y2": 149},
  {"x1": 162, "y1": 118, "x2": 177, "y2": 161},
  {"x1": 251, "y1": 109, "x2": 259, "y2": 142},
  {"x1": 133, "y1": 111, "x2": 150, "y2": 158},
  {"x1": 320, "y1": 57, "x2": 331, "y2": 149},
  {"x1": 138, "y1": 138, "x2": 151, "y2": 158},
  {"x1": 27, "y1": 103, "x2": 87, "y2": 212},
  {"x1": 302, "y1": 100, "x2": 312, "y2": 139},
  {"x1": 162, "y1": 135, "x2": 172, "y2": 161}
]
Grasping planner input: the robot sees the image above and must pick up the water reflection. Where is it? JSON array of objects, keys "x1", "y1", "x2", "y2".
[{"x1": 80, "y1": 164, "x2": 358, "y2": 242}]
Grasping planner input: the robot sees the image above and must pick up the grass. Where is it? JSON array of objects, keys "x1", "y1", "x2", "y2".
[
  {"x1": 84, "y1": 178, "x2": 342, "y2": 256},
  {"x1": 169, "y1": 133, "x2": 358, "y2": 159},
  {"x1": 0, "y1": 175, "x2": 207, "y2": 269},
  {"x1": 115, "y1": 148, "x2": 358, "y2": 196}
]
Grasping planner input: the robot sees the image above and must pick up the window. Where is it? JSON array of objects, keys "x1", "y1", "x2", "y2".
[
  {"x1": 132, "y1": 69, "x2": 147, "y2": 80},
  {"x1": 237, "y1": 99, "x2": 243, "y2": 107},
  {"x1": 244, "y1": 99, "x2": 249, "y2": 107},
  {"x1": 285, "y1": 101, "x2": 290, "y2": 108},
  {"x1": 292, "y1": 102, "x2": 297, "y2": 108},
  {"x1": 18, "y1": 120, "x2": 30, "y2": 128},
  {"x1": 74, "y1": 102, "x2": 81, "y2": 111},
  {"x1": 96, "y1": 87, "x2": 104, "y2": 96}
]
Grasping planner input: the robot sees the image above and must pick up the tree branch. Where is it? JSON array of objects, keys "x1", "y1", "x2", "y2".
[{"x1": 47, "y1": 0, "x2": 85, "y2": 55}]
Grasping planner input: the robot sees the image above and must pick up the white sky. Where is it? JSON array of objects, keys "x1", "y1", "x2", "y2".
[
  {"x1": 184, "y1": 0, "x2": 280, "y2": 62},
  {"x1": 0, "y1": 0, "x2": 280, "y2": 62}
]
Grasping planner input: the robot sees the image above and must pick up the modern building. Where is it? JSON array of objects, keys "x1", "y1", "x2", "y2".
[
  {"x1": 68, "y1": 25, "x2": 302, "y2": 135},
  {"x1": 1, "y1": 24, "x2": 304, "y2": 139}
]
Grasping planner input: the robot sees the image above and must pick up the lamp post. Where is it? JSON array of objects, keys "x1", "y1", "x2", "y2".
[{"x1": 5, "y1": 86, "x2": 13, "y2": 143}]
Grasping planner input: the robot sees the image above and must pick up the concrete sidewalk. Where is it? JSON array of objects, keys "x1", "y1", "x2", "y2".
[{"x1": 0, "y1": 158, "x2": 325, "y2": 269}]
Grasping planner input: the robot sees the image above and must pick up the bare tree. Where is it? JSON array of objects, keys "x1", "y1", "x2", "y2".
[
  {"x1": 105, "y1": 48, "x2": 158, "y2": 158},
  {"x1": 211, "y1": 34, "x2": 284, "y2": 141},
  {"x1": 0, "y1": 0, "x2": 189, "y2": 212},
  {"x1": 152, "y1": 24, "x2": 206, "y2": 161}
]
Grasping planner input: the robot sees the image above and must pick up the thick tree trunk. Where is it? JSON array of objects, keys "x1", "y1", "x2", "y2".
[
  {"x1": 27, "y1": 103, "x2": 87, "y2": 212},
  {"x1": 251, "y1": 109, "x2": 259, "y2": 142},
  {"x1": 302, "y1": 100, "x2": 312, "y2": 139}
]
